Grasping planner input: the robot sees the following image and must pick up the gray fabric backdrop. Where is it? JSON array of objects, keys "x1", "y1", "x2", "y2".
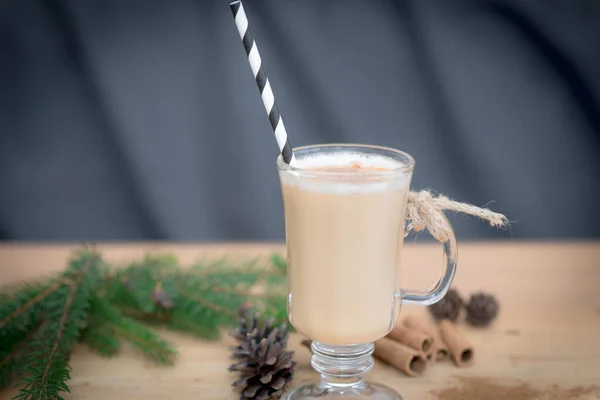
[{"x1": 0, "y1": 0, "x2": 599, "y2": 241}]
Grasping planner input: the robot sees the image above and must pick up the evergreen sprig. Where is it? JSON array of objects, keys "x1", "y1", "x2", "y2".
[{"x1": 0, "y1": 246, "x2": 289, "y2": 399}]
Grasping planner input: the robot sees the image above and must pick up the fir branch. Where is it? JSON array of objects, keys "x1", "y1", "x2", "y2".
[
  {"x1": 115, "y1": 306, "x2": 170, "y2": 322},
  {"x1": 0, "y1": 279, "x2": 63, "y2": 332},
  {"x1": 14, "y1": 249, "x2": 103, "y2": 400},
  {"x1": 101, "y1": 253, "x2": 288, "y2": 340},
  {"x1": 111, "y1": 323, "x2": 176, "y2": 365},
  {"x1": 178, "y1": 284, "x2": 238, "y2": 318},
  {"x1": 210, "y1": 286, "x2": 282, "y2": 300},
  {"x1": 0, "y1": 325, "x2": 41, "y2": 388},
  {"x1": 0, "y1": 247, "x2": 292, "y2": 397},
  {"x1": 90, "y1": 296, "x2": 177, "y2": 364},
  {"x1": 37, "y1": 283, "x2": 77, "y2": 395},
  {"x1": 270, "y1": 253, "x2": 287, "y2": 275},
  {"x1": 166, "y1": 312, "x2": 221, "y2": 340},
  {"x1": 79, "y1": 317, "x2": 120, "y2": 358}
]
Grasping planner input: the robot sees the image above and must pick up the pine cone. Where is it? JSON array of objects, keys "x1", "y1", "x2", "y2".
[
  {"x1": 428, "y1": 288, "x2": 463, "y2": 322},
  {"x1": 228, "y1": 306, "x2": 296, "y2": 400},
  {"x1": 151, "y1": 281, "x2": 174, "y2": 309},
  {"x1": 465, "y1": 292, "x2": 499, "y2": 327}
]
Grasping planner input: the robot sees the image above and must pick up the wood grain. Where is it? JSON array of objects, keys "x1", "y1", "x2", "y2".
[{"x1": 1, "y1": 241, "x2": 599, "y2": 399}]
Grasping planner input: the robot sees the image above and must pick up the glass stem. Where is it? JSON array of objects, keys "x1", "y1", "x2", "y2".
[{"x1": 310, "y1": 342, "x2": 374, "y2": 389}]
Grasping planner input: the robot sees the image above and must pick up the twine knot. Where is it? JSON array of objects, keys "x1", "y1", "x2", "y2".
[{"x1": 406, "y1": 190, "x2": 509, "y2": 242}]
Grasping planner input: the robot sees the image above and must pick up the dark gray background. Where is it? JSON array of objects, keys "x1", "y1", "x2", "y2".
[{"x1": 0, "y1": 0, "x2": 599, "y2": 242}]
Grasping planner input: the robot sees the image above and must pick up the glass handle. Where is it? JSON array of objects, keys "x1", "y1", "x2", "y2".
[{"x1": 397, "y1": 215, "x2": 458, "y2": 306}]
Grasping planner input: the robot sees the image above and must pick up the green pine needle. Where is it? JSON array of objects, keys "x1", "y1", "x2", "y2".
[
  {"x1": 270, "y1": 253, "x2": 288, "y2": 274},
  {"x1": 79, "y1": 317, "x2": 121, "y2": 358},
  {"x1": 88, "y1": 296, "x2": 177, "y2": 364},
  {"x1": 0, "y1": 246, "x2": 290, "y2": 399},
  {"x1": 0, "y1": 328, "x2": 36, "y2": 388},
  {"x1": 0, "y1": 280, "x2": 61, "y2": 341},
  {"x1": 14, "y1": 249, "x2": 104, "y2": 400}
]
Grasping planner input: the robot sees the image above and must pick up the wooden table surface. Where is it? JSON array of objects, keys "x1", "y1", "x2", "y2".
[{"x1": 1, "y1": 241, "x2": 600, "y2": 399}]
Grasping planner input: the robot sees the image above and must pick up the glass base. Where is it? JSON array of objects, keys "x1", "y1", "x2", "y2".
[
  {"x1": 281, "y1": 381, "x2": 402, "y2": 400},
  {"x1": 281, "y1": 341, "x2": 403, "y2": 400}
]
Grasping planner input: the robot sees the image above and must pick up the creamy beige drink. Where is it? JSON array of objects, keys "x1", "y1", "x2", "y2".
[{"x1": 279, "y1": 151, "x2": 412, "y2": 345}]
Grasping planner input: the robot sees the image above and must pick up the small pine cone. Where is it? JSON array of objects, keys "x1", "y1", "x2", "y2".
[
  {"x1": 428, "y1": 288, "x2": 463, "y2": 322},
  {"x1": 151, "y1": 281, "x2": 174, "y2": 309},
  {"x1": 229, "y1": 306, "x2": 296, "y2": 400},
  {"x1": 465, "y1": 292, "x2": 499, "y2": 327}
]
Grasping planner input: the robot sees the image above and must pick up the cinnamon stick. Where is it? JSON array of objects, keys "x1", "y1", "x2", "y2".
[
  {"x1": 403, "y1": 314, "x2": 449, "y2": 362},
  {"x1": 374, "y1": 337, "x2": 427, "y2": 377},
  {"x1": 387, "y1": 322, "x2": 433, "y2": 354},
  {"x1": 439, "y1": 319, "x2": 474, "y2": 367}
]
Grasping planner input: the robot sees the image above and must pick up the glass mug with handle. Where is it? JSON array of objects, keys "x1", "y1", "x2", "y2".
[{"x1": 276, "y1": 144, "x2": 457, "y2": 400}]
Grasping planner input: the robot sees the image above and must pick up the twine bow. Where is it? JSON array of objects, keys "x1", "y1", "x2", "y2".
[{"x1": 406, "y1": 191, "x2": 509, "y2": 242}]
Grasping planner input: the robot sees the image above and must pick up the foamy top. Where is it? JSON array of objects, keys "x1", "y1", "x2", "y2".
[
  {"x1": 280, "y1": 152, "x2": 411, "y2": 194},
  {"x1": 293, "y1": 152, "x2": 405, "y2": 171}
]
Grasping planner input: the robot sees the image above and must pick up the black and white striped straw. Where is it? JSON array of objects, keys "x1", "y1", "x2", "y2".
[{"x1": 230, "y1": 0, "x2": 296, "y2": 165}]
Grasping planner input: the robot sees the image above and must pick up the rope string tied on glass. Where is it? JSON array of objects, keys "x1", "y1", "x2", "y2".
[{"x1": 406, "y1": 191, "x2": 509, "y2": 242}]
